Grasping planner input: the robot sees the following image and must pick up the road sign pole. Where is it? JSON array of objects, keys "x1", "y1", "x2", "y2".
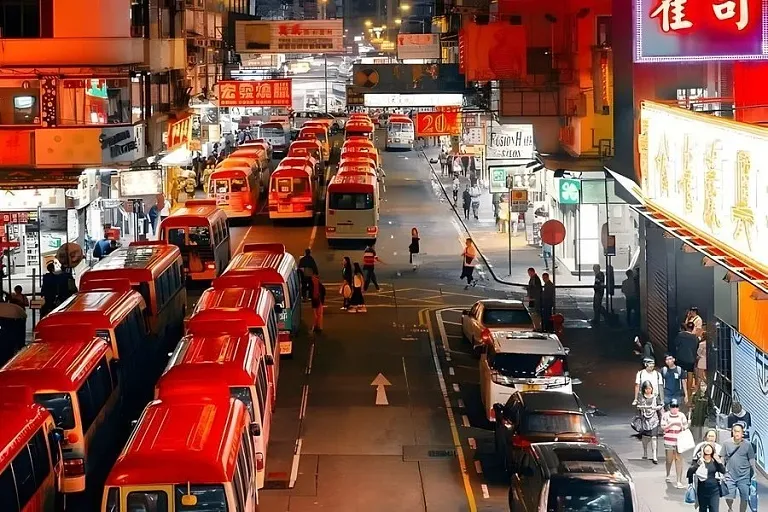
[{"x1": 552, "y1": 241, "x2": 557, "y2": 313}]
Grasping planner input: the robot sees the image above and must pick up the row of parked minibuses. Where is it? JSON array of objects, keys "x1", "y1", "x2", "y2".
[
  {"x1": 0, "y1": 204, "x2": 303, "y2": 509},
  {"x1": 267, "y1": 129, "x2": 326, "y2": 221},
  {"x1": 326, "y1": 113, "x2": 382, "y2": 244},
  {"x1": 206, "y1": 140, "x2": 271, "y2": 219}
]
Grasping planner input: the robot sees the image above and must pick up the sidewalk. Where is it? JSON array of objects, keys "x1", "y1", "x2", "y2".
[{"x1": 424, "y1": 148, "x2": 627, "y2": 323}]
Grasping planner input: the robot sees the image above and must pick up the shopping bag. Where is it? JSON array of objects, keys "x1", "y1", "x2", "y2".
[
  {"x1": 630, "y1": 416, "x2": 643, "y2": 433},
  {"x1": 749, "y1": 475, "x2": 758, "y2": 512},
  {"x1": 677, "y1": 429, "x2": 696, "y2": 453},
  {"x1": 684, "y1": 484, "x2": 696, "y2": 504}
]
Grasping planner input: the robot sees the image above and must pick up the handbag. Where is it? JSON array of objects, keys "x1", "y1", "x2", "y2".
[
  {"x1": 630, "y1": 416, "x2": 643, "y2": 433},
  {"x1": 677, "y1": 428, "x2": 696, "y2": 453},
  {"x1": 684, "y1": 484, "x2": 696, "y2": 504}
]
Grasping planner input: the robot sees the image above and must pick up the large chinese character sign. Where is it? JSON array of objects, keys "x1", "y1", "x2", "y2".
[
  {"x1": 217, "y1": 80, "x2": 292, "y2": 107},
  {"x1": 635, "y1": 0, "x2": 767, "y2": 61}
]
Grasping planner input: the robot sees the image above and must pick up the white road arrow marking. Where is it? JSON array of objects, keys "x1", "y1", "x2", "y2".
[{"x1": 371, "y1": 373, "x2": 392, "y2": 406}]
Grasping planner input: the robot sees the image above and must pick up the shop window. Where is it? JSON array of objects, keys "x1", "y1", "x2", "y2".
[
  {"x1": 130, "y1": 76, "x2": 145, "y2": 123},
  {"x1": 0, "y1": 79, "x2": 41, "y2": 125},
  {"x1": 58, "y1": 79, "x2": 131, "y2": 126},
  {"x1": 596, "y1": 15, "x2": 612, "y2": 47}
]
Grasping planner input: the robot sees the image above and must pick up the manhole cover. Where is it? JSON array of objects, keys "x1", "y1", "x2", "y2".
[{"x1": 403, "y1": 445, "x2": 457, "y2": 461}]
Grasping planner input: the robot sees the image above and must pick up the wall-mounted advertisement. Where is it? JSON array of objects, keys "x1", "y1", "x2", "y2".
[
  {"x1": 235, "y1": 20, "x2": 344, "y2": 54},
  {"x1": 217, "y1": 80, "x2": 292, "y2": 108},
  {"x1": 120, "y1": 169, "x2": 163, "y2": 197},
  {"x1": 639, "y1": 101, "x2": 768, "y2": 273},
  {"x1": 397, "y1": 34, "x2": 440, "y2": 60},
  {"x1": 487, "y1": 124, "x2": 534, "y2": 160},
  {"x1": 35, "y1": 126, "x2": 143, "y2": 166},
  {"x1": 352, "y1": 64, "x2": 465, "y2": 94},
  {"x1": 635, "y1": 0, "x2": 768, "y2": 62},
  {"x1": 731, "y1": 329, "x2": 767, "y2": 470}
]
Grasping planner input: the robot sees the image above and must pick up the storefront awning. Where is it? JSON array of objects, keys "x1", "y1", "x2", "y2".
[
  {"x1": 0, "y1": 169, "x2": 81, "y2": 189},
  {"x1": 158, "y1": 147, "x2": 193, "y2": 167},
  {"x1": 632, "y1": 203, "x2": 768, "y2": 295}
]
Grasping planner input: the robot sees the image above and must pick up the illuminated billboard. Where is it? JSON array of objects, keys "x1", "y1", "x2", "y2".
[
  {"x1": 639, "y1": 101, "x2": 768, "y2": 273},
  {"x1": 635, "y1": 0, "x2": 768, "y2": 62}
]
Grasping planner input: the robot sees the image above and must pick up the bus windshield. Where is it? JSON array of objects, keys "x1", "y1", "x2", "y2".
[
  {"x1": 329, "y1": 192, "x2": 374, "y2": 210},
  {"x1": 34, "y1": 392, "x2": 76, "y2": 430},
  {"x1": 262, "y1": 124, "x2": 284, "y2": 137},
  {"x1": 167, "y1": 227, "x2": 211, "y2": 247},
  {"x1": 264, "y1": 284, "x2": 285, "y2": 306},
  {"x1": 388, "y1": 122, "x2": 412, "y2": 133}
]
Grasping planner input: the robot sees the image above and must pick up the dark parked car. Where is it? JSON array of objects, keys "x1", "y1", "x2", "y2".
[
  {"x1": 508, "y1": 442, "x2": 637, "y2": 512},
  {"x1": 493, "y1": 391, "x2": 597, "y2": 476}
]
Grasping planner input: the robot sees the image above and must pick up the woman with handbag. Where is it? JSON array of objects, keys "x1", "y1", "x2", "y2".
[
  {"x1": 349, "y1": 263, "x2": 366, "y2": 313},
  {"x1": 686, "y1": 442, "x2": 726, "y2": 511},
  {"x1": 636, "y1": 380, "x2": 662, "y2": 464},
  {"x1": 662, "y1": 398, "x2": 690, "y2": 488},
  {"x1": 340, "y1": 257, "x2": 353, "y2": 310}
]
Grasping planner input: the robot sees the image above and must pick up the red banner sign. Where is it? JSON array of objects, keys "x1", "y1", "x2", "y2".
[
  {"x1": 218, "y1": 80, "x2": 293, "y2": 107},
  {"x1": 166, "y1": 116, "x2": 193, "y2": 152},
  {"x1": 0, "y1": 212, "x2": 31, "y2": 224},
  {"x1": 415, "y1": 112, "x2": 461, "y2": 136}
]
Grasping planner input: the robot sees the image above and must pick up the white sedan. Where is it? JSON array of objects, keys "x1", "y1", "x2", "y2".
[{"x1": 461, "y1": 299, "x2": 536, "y2": 350}]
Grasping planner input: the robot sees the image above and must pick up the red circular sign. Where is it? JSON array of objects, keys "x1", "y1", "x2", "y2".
[{"x1": 540, "y1": 220, "x2": 566, "y2": 246}]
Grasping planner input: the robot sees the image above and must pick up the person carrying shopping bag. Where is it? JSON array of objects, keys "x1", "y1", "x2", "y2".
[
  {"x1": 686, "y1": 442, "x2": 726, "y2": 512},
  {"x1": 662, "y1": 398, "x2": 691, "y2": 489},
  {"x1": 635, "y1": 380, "x2": 662, "y2": 464}
]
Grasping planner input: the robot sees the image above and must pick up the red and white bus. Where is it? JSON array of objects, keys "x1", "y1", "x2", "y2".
[
  {"x1": 268, "y1": 166, "x2": 316, "y2": 220},
  {"x1": 325, "y1": 174, "x2": 379, "y2": 243},
  {"x1": 345, "y1": 121, "x2": 375, "y2": 140},
  {"x1": 278, "y1": 156, "x2": 317, "y2": 180},
  {"x1": 386, "y1": 114, "x2": 415, "y2": 150},
  {"x1": 208, "y1": 166, "x2": 260, "y2": 219}
]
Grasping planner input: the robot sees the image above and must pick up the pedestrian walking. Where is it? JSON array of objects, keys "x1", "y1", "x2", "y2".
[
  {"x1": 542, "y1": 243, "x2": 553, "y2": 270},
  {"x1": 8, "y1": 285, "x2": 29, "y2": 309},
  {"x1": 723, "y1": 424, "x2": 757, "y2": 512},
  {"x1": 362, "y1": 244, "x2": 381, "y2": 292},
  {"x1": 439, "y1": 151, "x2": 448, "y2": 176},
  {"x1": 690, "y1": 381, "x2": 717, "y2": 442},
  {"x1": 349, "y1": 263, "x2": 366, "y2": 313},
  {"x1": 462, "y1": 186, "x2": 471, "y2": 220},
  {"x1": 340, "y1": 257, "x2": 353, "y2": 310},
  {"x1": 727, "y1": 403, "x2": 752, "y2": 441},
  {"x1": 590, "y1": 264, "x2": 606, "y2": 325},
  {"x1": 541, "y1": 272, "x2": 555, "y2": 332},
  {"x1": 452, "y1": 175, "x2": 460, "y2": 204},
  {"x1": 40, "y1": 263, "x2": 59, "y2": 317},
  {"x1": 686, "y1": 442, "x2": 726, "y2": 512},
  {"x1": 310, "y1": 274, "x2": 326, "y2": 334},
  {"x1": 469, "y1": 183, "x2": 481, "y2": 220},
  {"x1": 622, "y1": 269, "x2": 640, "y2": 327},
  {"x1": 662, "y1": 353, "x2": 688, "y2": 409},
  {"x1": 692, "y1": 429, "x2": 723, "y2": 461},
  {"x1": 661, "y1": 399, "x2": 689, "y2": 488},
  {"x1": 636, "y1": 380, "x2": 662, "y2": 464},
  {"x1": 687, "y1": 306, "x2": 705, "y2": 338},
  {"x1": 408, "y1": 228, "x2": 420, "y2": 269},
  {"x1": 633, "y1": 357, "x2": 663, "y2": 404},
  {"x1": 696, "y1": 335, "x2": 708, "y2": 388},
  {"x1": 460, "y1": 238, "x2": 477, "y2": 289},
  {"x1": 298, "y1": 248, "x2": 319, "y2": 302}
]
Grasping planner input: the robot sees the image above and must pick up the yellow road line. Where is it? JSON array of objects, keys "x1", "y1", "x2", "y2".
[{"x1": 420, "y1": 308, "x2": 478, "y2": 512}]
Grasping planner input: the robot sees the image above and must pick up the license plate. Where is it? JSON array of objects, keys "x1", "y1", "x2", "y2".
[
  {"x1": 337, "y1": 224, "x2": 353, "y2": 233},
  {"x1": 278, "y1": 204, "x2": 291, "y2": 212},
  {"x1": 279, "y1": 340, "x2": 293, "y2": 354}
]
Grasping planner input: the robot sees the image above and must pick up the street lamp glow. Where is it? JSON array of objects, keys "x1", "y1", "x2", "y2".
[
  {"x1": 382, "y1": 24, "x2": 387, "y2": 29},
  {"x1": 365, "y1": 20, "x2": 373, "y2": 27},
  {"x1": 400, "y1": 4, "x2": 411, "y2": 11},
  {"x1": 395, "y1": 18, "x2": 402, "y2": 25}
]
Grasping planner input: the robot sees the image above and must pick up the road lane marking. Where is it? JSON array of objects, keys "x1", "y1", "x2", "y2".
[
  {"x1": 421, "y1": 309, "x2": 478, "y2": 512},
  {"x1": 462, "y1": 415, "x2": 470, "y2": 427},
  {"x1": 445, "y1": 353, "x2": 452, "y2": 362},
  {"x1": 474, "y1": 460, "x2": 483, "y2": 474},
  {"x1": 371, "y1": 373, "x2": 392, "y2": 406},
  {"x1": 457, "y1": 399, "x2": 465, "y2": 408},
  {"x1": 448, "y1": 367, "x2": 455, "y2": 376},
  {"x1": 289, "y1": 438, "x2": 303, "y2": 488},
  {"x1": 306, "y1": 343, "x2": 315, "y2": 375},
  {"x1": 233, "y1": 225, "x2": 254, "y2": 255},
  {"x1": 453, "y1": 383, "x2": 460, "y2": 392},
  {"x1": 468, "y1": 437, "x2": 476, "y2": 450},
  {"x1": 481, "y1": 484, "x2": 490, "y2": 499},
  {"x1": 299, "y1": 384, "x2": 309, "y2": 419}
]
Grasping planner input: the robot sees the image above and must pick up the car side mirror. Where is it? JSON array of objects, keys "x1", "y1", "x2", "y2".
[
  {"x1": 564, "y1": 347, "x2": 571, "y2": 356},
  {"x1": 250, "y1": 422, "x2": 262, "y2": 437},
  {"x1": 571, "y1": 378, "x2": 582, "y2": 386},
  {"x1": 462, "y1": 309, "x2": 470, "y2": 316},
  {"x1": 52, "y1": 427, "x2": 65, "y2": 444}
]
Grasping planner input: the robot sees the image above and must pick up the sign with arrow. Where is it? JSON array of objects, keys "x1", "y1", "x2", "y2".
[{"x1": 371, "y1": 373, "x2": 391, "y2": 406}]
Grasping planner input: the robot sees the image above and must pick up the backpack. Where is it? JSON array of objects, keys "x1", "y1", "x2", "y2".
[{"x1": 662, "y1": 366, "x2": 683, "y2": 391}]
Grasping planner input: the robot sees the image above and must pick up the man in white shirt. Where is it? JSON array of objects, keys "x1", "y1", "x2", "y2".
[{"x1": 633, "y1": 357, "x2": 664, "y2": 404}]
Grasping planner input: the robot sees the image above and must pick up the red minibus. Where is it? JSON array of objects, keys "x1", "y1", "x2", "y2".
[
  {"x1": 268, "y1": 166, "x2": 316, "y2": 220},
  {"x1": 208, "y1": 166, "x2": 260, "y2": 219}
]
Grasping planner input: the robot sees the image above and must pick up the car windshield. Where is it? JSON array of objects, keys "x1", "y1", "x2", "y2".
[
  {"x1": 522, "y1": 413, "x2": 590, "y2": 436},
  {"x1": 482, "y1": 308, "x2": 533, "y2": 326},
  {"x1": 547, "y1": 482, "x2": 632, "y2": 512},
  {"x1": 262, "y1": 125, "x2": 284, "y2": 136},
  {"x1": 490, "y1": 354, "x2": 566, "y2": 378}
]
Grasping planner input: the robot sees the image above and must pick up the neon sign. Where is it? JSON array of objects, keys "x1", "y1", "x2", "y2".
[{"x1": 635, "y1": 0, "x2": 768, "y2": 62}]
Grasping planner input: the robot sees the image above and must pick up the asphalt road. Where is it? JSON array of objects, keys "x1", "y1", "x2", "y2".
[{"x1": 69, "y1": 132, "x2": 710, "y2": 510}]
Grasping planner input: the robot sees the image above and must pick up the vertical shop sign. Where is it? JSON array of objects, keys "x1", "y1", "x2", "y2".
[{"x1": 167, "y1": 116, "x2": 193, "y2": 151}]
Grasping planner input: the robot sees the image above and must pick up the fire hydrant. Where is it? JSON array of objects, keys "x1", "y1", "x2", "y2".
[{"x1": 551, "y1": 313, "x2": 565, "y2": 340}]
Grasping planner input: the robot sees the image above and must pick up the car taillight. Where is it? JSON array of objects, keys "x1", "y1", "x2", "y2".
[
  {"x1": 481, "y1": 328, "x2": 492, "y2": 344},
  {"x1": 366, "y1": 226, "x2": 378, "y2": 234},
  {"x1": 63, "y1": 458, "x2": 85, "y2": 476},
  {"x1": 256, "y1": 453, "x2": 264, "y2": 471},
  {"x1": 245, "y1": 204, "x2": 253, "y2": 210},
  {"x1": 511, "y1": 435, "x2": 531, "y2": 448},
  {"x1": 206, "y1": 262, "x2": 215, "y2": 270},
  {"x1": 489, "y1": 406, "x2": 496, "y2": 421},
  {"x1": 326, "y1": 226, "x2": 336, "y2": 232},
  {"x1": 543, "y1": 358, "x2": 565, "y2": 377},
  {"x1": 584, "y1": 435, "x2": 599, "y2": 444}
]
